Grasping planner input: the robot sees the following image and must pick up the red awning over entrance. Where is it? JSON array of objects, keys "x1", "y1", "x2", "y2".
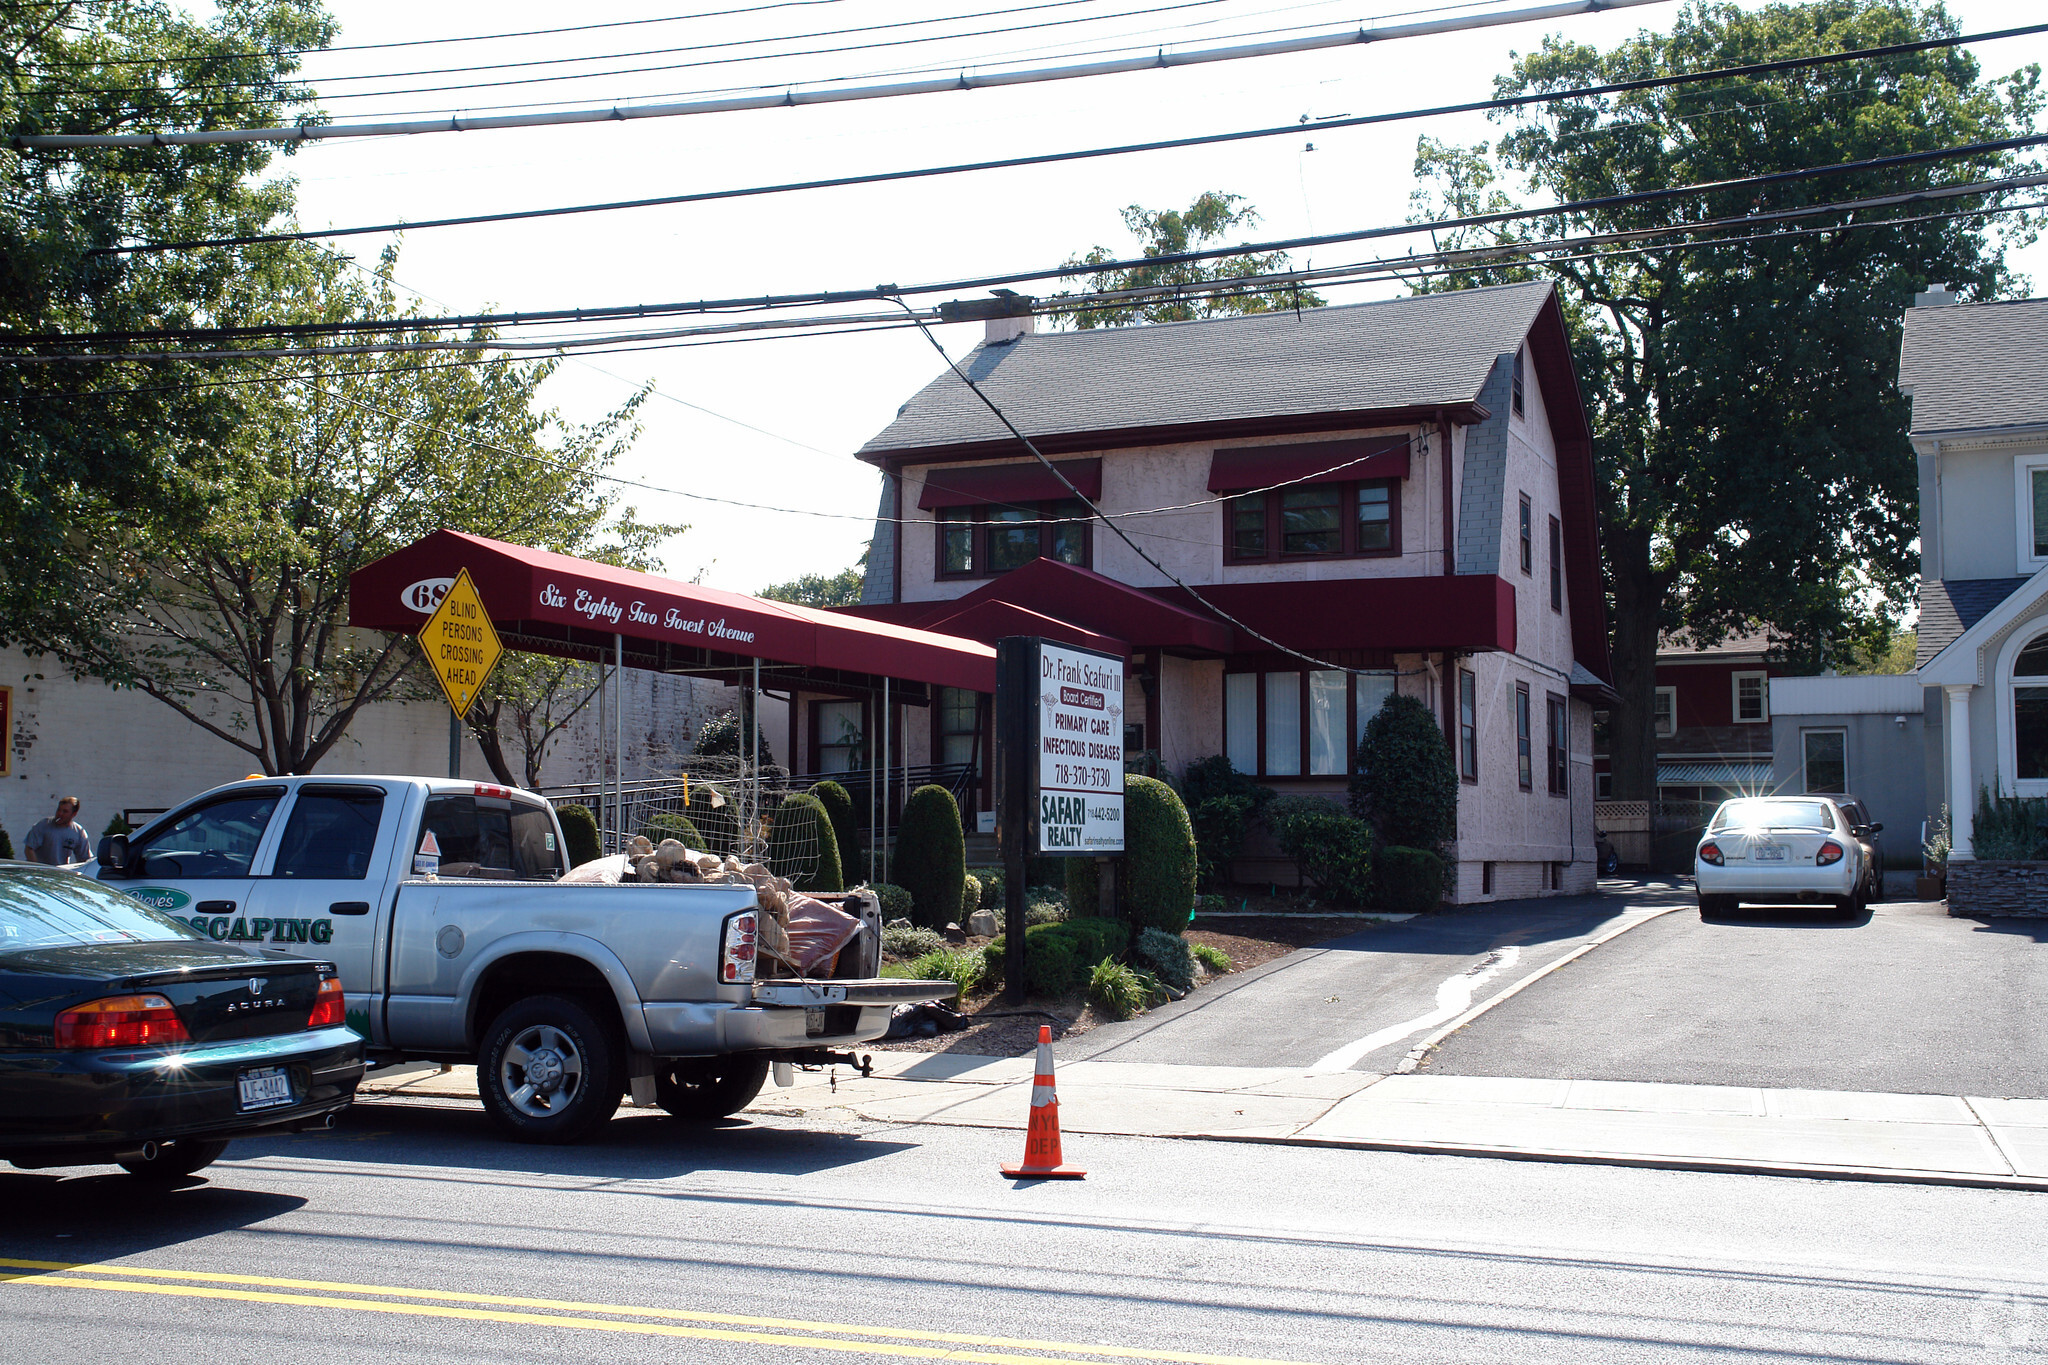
[{"x1": 349, "y1": 529, "x2": 995, "y2": 693}]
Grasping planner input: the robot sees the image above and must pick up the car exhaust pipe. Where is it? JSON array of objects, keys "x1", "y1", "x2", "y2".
[{"x1": 138, "y1": 1141, "x2": 159, "y2": 1162}]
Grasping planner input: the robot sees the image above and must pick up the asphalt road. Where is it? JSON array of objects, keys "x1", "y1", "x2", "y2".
[
  {"x1": 1423, "y1": 896, "x2": 2048, "y2": 1097},
  {"x1": 7, "y1": 1099, "x2": 2048, "y2": 1364},
  {"x1": 1060, "y1": 880, "x2": 1696, "y2": 1071}
]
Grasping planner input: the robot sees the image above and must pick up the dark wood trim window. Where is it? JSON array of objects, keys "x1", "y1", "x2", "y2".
[
  {"x1": 1458, "y1": 669, "x2": 1478, "y2": 782},
  {"x1": 936, "y1": 499, "x2": 1091, "y2": 579},
  {"x1": 1223, "y1": 667, "x2": 1397, "y2": 778},
  {"x1": 933, "y1": 687, "x2": 984, "y2": 784},
  {"x1": 1518, "y1": 495, "x2": 1533, "y2": 575},
  {"x1": 1546, "y1": 692, "x2": 1569, "y2": 795},
  {"x1": 1548, "y1": 515, "x2": 1563, "y2": 612},
  {"x1": 1224, "y1": 479, "x2": 1399, "y2": 564},
  {"x1": 1512, "y1": 345, "x2": 1526, "y2": 418},
  {"x1": 1515, "y1": 682, "x2": 1533, "y2": 790},
  {"x1": 810, "y1": 697, "x2": 868, "y2": 775}
]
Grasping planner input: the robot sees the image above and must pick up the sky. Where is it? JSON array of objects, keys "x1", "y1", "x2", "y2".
[{"x1": 275, "y1": 0, "x2": 2048, "y2": 595}]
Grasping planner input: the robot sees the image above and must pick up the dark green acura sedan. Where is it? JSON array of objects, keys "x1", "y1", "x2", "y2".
[{"x1": 0, "y1": 863, "x2": 363, "y2": 1178}]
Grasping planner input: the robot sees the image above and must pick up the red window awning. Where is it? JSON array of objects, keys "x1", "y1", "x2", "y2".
[
  {"x1": 1207, "y1": 437, "x2": 1410, "y2": 493},
  {"x1": 916, "y1": 458, "x2": 1102, "y2": 510}
]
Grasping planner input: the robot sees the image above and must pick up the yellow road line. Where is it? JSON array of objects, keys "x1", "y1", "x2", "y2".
[{"x1": 0, "y1": 1261, "x2": 1315, "y2": 1365}]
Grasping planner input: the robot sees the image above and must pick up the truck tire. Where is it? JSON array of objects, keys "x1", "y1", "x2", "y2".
[
  {"x1": 654, "y1": 1056, "x2": 771, "y2": 1121},
  {"x1": 479, "y1": 995, "x2": 624, "y2": 1144},
  {"x1": 118, "y1": 1138, "x2": 230, "y2": 1179}
]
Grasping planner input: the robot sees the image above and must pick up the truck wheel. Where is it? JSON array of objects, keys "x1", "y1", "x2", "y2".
[
  {"x1": 118, "y1": 1138, "x2": 230, "y2": 1179},
  {"x1": 479, "y1": 995, "x2": 624, "y2": 1144},
  {"x1": 654, "y1": 1056, "x2": 771, "y2": 1120}
]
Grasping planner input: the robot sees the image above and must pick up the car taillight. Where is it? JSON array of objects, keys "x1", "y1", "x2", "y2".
[
  {"x1": 1698, "y1": 842, "x2": 1724, "y2": 867},
  {"x1": 722, "y1": 910, "x2": 757, "y2": 984},
  {"x1": 1817, "y1": 840, "x2": 1845, "y2": 866},
  {"x1": 307, "y1": 976, "x2": 347, "y2": 1028},
  {"x1": 54, "y1": 994, "x2": 192, "y2": 1049}
]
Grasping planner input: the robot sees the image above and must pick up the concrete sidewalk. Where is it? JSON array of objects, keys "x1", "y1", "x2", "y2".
[{"x1": 358, "y1": 1054, "x2": 2048, "y2": 1191}]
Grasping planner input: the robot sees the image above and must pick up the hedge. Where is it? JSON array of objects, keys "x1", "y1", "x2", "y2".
[
  {"x1": 894, "y1": 784, "x2": 966, "y2": 930},
  {"x1": 1123, "y1": 774, "x2": 1197, "y2": 933},
  {"x1": 1376, "y1": 846, "x2": 1445, "y2": 915},
  {"x1": 639, "y1": 809, "x2": 706, "y2": 849},
  {"x1": 1064, "y1": 856, "x2": 1102, "y2": 918},
  {"x1": 984, "y1": 916, "x2": 1130, "y2": 997},
  {"x1": 810, "y1": 780, "x2": 862, "y2": 876},
  {"x1": 1182, "y1": 755, "x2": 1271, "y2": 887},
  {"x1": 868, "y1": 882, "x2": 914, "y2": 922},
  {"x1": 556, "y1": 804, "x2": 601, "y2": 868},
  {"x1": 766, "y1": 791, "x2": 843, "y2": 892}
]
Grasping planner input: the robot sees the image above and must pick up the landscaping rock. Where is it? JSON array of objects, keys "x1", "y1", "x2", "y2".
[
  {"x1": 944, "y1": 922, "x2": 967, "y2": 943},
  {"x1": 967, "y1": 908, "x2": 1000, "y2": 937}
]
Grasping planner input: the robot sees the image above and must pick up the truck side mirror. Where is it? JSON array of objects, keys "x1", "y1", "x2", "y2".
[{"x1": 98, "y1": 834, "x2": 131, "y2": 876}]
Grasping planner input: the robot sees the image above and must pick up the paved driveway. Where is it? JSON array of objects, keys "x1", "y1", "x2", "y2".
[{"x1": 1422, "y1": 897, "x2": 2048, "y2": 1098}]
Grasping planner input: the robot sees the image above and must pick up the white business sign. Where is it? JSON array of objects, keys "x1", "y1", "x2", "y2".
[{"x1": 1037, "y1": 642, "x2": 1125, "y2": 854}]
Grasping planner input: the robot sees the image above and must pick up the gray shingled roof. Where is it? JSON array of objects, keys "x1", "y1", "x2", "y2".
[
  {"x1": 1897, "y1": 297, "x2": 2048, "y2": 436},
  {"x1": 1916, "y1": 576, "x2": 2030, "y2": 669},
  {"x1": 860, "y1": 281, "x2": 1555, "y2": 457}
]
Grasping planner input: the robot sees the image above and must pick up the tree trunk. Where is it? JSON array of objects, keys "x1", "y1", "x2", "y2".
[
  {"x1": 468, "y1": 700, "x2": 522, "y2": 788},
  {"x1": 1606, "y1": 529, "x2": 1664, "y2": 804}
]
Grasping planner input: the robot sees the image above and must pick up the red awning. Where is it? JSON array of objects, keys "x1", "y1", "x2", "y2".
[
  {"x1": 348, "y1": 529, "x2": 995, "y2": 693},
  {"x1": 915, "y1": 458, "x2": 1102, "y2": 510},
  {"x1": 1207, "y1": 437, "x2": 1410, "y2": 493},
  {"x1": 1152, "y1": 573, "x2": 1516, "y2": 655}
]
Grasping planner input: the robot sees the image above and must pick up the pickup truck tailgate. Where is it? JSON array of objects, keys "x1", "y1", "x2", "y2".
[{"x1": 751, "y1": 979, "x2": 955, "y2": 1008}]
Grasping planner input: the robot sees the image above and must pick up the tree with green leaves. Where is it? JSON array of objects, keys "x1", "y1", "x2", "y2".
[
  {"x1": 1406, "y1": 0, "x2": 2042, "y2": 799},
  {"x1": 1054, "y1": 191, "x2": 1324, "y2": 328},
  {"x1": 758, "y1": 559, "x2": 866, "y2": 607},
  {"x1": 467, "y1": 655, "x2": 605, "y2": 791}
]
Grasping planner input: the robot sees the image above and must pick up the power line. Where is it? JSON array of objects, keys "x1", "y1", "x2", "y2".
[
  {"x1": 94, "y1": 20, "x2": 2048, "y2": 258},
  {"x1": 23, "y1": 133, "x2": 2045, "y2": 350},
  {"x1": 10, "y1": 0, "x2": 1674, "y2": 149}
]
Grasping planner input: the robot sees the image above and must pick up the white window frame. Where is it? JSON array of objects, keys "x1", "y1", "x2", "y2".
[
  {"x1": 1801, "y1": 727, "x2": 1849, "y2": 795},
  {"x1": 1653, "y1": 685, "x2": 1678, "y2": 738},
  {"x1": 1997, "y1": 620, "x2": 2048, "y2": 797},
  {"x1": 1731, "y1": 670, "x2": 1769, "y2": 724},
  {"x1": 2017, "y1": 454, "x2": 2048, "y2": 574}
]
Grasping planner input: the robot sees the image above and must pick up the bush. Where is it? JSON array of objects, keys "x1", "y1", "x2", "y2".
[
  {"x1": 961, "y1": 873, "x2": 982, "y2": 914},
  {"x1": 1182, "y1": 755, "x2": 1272, "y2": 887},
  {"x1": 868, "y1": 882, "x2": 913, "y2": 922},
  {"x1": 810, "y1": 780, "x2": 861, "y2": 872},
  {"x1": 0, "y1": 823, "x2": 12, "y2": 860},
  {"x1": 970, "y1": 867, "x2": 1004, "y2": 908},
  {"x1": 1974, "y1": 787, "x2": 2048, "y2": 860},
  {"x1": 1088, "y1": 957, "x2": 1149, "y2": 1021},
  {"x1": 881, "y1": 924, "x2": 945, "y2": 960},
  {"x1": 1065, "y1": 857, "x2": 1101, "y2": 917},
  {"x1": 766, "y1": 792, "x2": 843, "y2": 892},
  {"x1": 1133, "y1": 926, "x2": 1193, "y2": 992},
  {"x1": 1266, "y1": 797, "x2": 1375, "y2": 905},
  {"x1": 1190, "y1": 942, "x2": 1232, "y2": 974},
  {"x1": 894, "y1": 785, "x2": 966, "y2": 929},
  {"x1": 557, "y1": 804, "x2": 601, "y2": 868},
  {"x1": 1350, "y1": 693, "x2": 1457, "y2": 851},
  {"x1": 906, "y1": 948, "x2": 984, "y2": 1002},
  {"x1": 639, "y1": 809, "x2": 706, "y2": 849},
  {"x1": 1025, "y1": 890, "x2": 1069, "y2": 927},
  {"x1": 1124, "y1": 774, "x2": 1198, "y2": 933},
  {"x1": 693, "y1": 709, "x2": 774, "y2": 764},
  {"x1": 1376, "y1": 846, "x2": 1446, "y2": 914},
  {"x1": 986, "y1": 916, "x2": 1131, "y2": 997},
  {"x1": 102, "y1": 814, "x2": 133, "y2": 838}
]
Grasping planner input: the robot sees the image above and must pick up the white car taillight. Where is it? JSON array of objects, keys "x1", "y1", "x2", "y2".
[{"x1": 721, "y1": 910, "x2": 758, "y2": 984}]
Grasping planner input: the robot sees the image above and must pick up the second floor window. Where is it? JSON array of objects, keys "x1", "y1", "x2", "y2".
[
  {"x1": 1732, "y1": 671, "x2": 1769, "y2": 723},
  {"x1": 1226, "y1": 480, "x2": 1398, "y2": 563},
  {"x1": 1519, "y1": 496, "x2": 1533, "y2": 574},
  {"x1": 1459, "y1": 670, "x2": 1478, "y2": 781},
  {"x1": 1547, "y1": 694, "x2": 1569, "y2": 794},
  {"x1": 1548, "y1": 515, "x2": 1563, "y2": 611},
  {"x1": 938, "y1": 499, "x2": 1090, "y2": 577}
]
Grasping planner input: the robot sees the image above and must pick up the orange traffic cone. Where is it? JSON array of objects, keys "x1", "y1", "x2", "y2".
[{"x1": 1001, "y1": 1026, "x2": 1085, "y2": 1180}]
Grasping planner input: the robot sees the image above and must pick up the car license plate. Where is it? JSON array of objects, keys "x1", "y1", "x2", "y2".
[
  {"x1": 1755, "y1": 845, "x2": 1787, "y2": 862},
  {"x1": 237, "y1": 1066, "x2": 295, "y2": 1111}
]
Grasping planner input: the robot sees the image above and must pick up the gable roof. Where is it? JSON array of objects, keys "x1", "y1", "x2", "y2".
[
  {"x1": 859, "y1": 281, "x2": 1558, "y2": 461},
  {"x1": 1897, "y1": 297, "x2": 2048, "y2": 436},
  {"x1": 1917, "y1": 564, "x2": 2048, "y2": 685},
  {"x1": 1916, "y1": 576, "x2": 2033, "y2": 670}
]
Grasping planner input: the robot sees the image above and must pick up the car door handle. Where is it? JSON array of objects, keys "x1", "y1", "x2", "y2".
[
  {"x1": 195, "y1": 900, "x2": 236, "y2": 914},
  {"x1": 329, "y1": 901, "x2": 372, "y2": 916}
]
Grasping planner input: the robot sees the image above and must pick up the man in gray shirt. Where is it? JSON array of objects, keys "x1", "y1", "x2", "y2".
[{"x1": 25, "y1": 796, "x2": 92, "y2": 865}]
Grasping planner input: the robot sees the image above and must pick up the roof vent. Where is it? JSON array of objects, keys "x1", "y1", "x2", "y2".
[{"x1": 1913, "y1": 284, "x2": 1956, "y2": 307}]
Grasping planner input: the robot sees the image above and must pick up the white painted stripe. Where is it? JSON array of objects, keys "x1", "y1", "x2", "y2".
[{"x1": 1308, "y1": 947, "x2": 1521, "y2": 1073}]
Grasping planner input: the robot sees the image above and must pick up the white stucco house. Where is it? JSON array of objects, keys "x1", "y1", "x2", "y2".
[{"x1": 1903, "y1": 287, "x2": 2048, "y2": 857}]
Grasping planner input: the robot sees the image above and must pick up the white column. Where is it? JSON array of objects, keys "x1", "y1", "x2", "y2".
[{"x1": 1945, "y1": 684, "x2": 1974, "y2": 860}]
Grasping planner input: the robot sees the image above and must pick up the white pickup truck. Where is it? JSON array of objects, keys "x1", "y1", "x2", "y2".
[{"x1": 88, "y1": 774, "x2": 947, "y2": 1143}]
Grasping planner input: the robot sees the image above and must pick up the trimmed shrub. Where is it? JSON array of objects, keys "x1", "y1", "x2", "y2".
[
  {"x1": 961, "y1": 873, "x2": 982, "y2": 914},
  {"x1": 970, "y1": 867, "x2": 1004, "y2": 909},
  {"x1": 1088, "y1": 958, "x2": 1149, "y2": 1021},
  {"x1": 1124, "y1": 774, "x2": 1198, "y2": 933},
  {"x1": 810, "y1": 780, "x2": 861, "y2": 877},
  {"x1": 766, "y1": 792, "x2": 843, "y2": 892},
  {"x1": 557, "y1": 804, "x2": 601, "y2": 868},
  {"x1": 693, "y1": 709, "x2": 774, "y2": 764},
  {"x1": 881, "y1": 924, "x2": 945, "y2": 960},
  {"x1": 906, "y1": 948, "x2": 984, "y2": 1002},
  {"x1": 1134, "y1": 926, "x2": 1194, "y2": 992},
  {"x1": 1182, "y1": 755, "x2": 1272, "y2": 887},
  {"x1": 868, "y1": 882, "x2": 913, "y2": 922},
  {"x1": 1266, "y1": 797, "x2": 1375, "y2": 905},
  {"x1": 639, "y1": 809, "x2": 706, "y2": 849},
  {"x1": 1376, "y1": 846, "x2": 1446, "y2": 914},
  {"x1": 680, "y1": 783, "x2": 741, "y2": 854},
  {"x1": 986, "y1": 917, "x2": 1130, "y2": 998},
  {"x1": 1190, "y1": 941, "x2": 1232, "y2": 974},
  {"x1": 1974, "y1": 787, "x2": 2048, "y2": 860},
  {"x1": 1350, "y1": 693, "x2": 1457, "y2": 850},
  {"x1": 102, "y1": 814, "x2": 134, "y2": 838},
  {"x1": 1065, "y1": 857, "x2": 1101, "y2": 918},
  {"x1": 894, "y1": 784, "x2": 966, "y2": 930}
]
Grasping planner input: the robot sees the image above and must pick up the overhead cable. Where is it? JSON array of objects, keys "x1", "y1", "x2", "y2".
[
  {"x1": 9, "y1": 0, "x2": 1674, "y2": 149},
  {"x1": 96, "y1": 20, "x2": 2048, "y2": 258}
]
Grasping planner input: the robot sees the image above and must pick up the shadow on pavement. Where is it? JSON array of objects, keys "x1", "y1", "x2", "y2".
[
  {"x1": 1695, "y1": 904, "x2": 1873, "y2": 929},
  {"x1": 0, "y1": 1168, "x2": 306, "y2": 1261},
  {"x1": 1303, "y1": 878, "x2": 1696, "y2": 961}
]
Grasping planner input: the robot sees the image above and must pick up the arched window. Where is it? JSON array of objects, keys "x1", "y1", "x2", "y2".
[{"x1": 2015, "y1": 631, "x2": 2048, "y2": 781}]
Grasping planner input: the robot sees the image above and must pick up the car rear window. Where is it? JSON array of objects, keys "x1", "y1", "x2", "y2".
[
  {"x1": 0, "y1": 872, "x2": 205, "y2": 948},
  {"x1": 1710, "y1": 799, "x2": 1834, "y2": 832}
]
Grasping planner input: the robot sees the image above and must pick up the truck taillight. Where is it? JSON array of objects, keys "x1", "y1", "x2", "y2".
[
  {"x1": 722, "y1": 911, "x2": 757, "y2": 984},
  {"x1": 307, "y1": 976, "x2": 347, "y2": 1028},
  {"x1": 55, "y1": 994, "x2": 192, "y2": 1049}
]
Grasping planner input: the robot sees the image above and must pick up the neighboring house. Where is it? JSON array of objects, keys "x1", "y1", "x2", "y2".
[
  {"x1": 1767, "y1": 673, "x2": 1927, "y2": 869},
  {"x1": 1901, "y1": 287, "x2": 2048, "y2": 858},
  {"x1": 813, "y1": 281, "x2": 1614, "y2": 902},
  {"x1": 1594, "y1": 628, "x2": 1795, "y2": 806}
]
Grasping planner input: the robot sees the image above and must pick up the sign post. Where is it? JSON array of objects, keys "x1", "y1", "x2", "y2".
[
  {"x1": 417, "y1": 567, "x2": 505, "y2": 721},
  {"x1": 994, "y1": 637, "x2": 1125, "y2": 1000}
]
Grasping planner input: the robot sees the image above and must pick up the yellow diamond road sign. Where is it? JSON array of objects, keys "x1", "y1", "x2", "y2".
[{"x1": 420, "y1": 568, "x2": 503, "y2": 717}]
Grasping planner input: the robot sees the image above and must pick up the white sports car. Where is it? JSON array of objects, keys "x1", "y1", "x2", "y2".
[{"x1": 1694, "y1": 796, "x2": 1867, "y2": 918}]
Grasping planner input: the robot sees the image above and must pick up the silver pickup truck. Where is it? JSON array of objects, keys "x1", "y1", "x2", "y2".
[{"x1": 86, "y1": 774, "x2": 947, "y2": 1143}]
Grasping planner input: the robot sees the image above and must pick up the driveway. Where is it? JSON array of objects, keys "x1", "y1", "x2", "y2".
[
  {"x1": 1422, "y1": 897, "x2": 2048, "y2": 1098},
  {"x1": 1057, "y1": 879, "x2": 1695, "y2": 1071}
]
